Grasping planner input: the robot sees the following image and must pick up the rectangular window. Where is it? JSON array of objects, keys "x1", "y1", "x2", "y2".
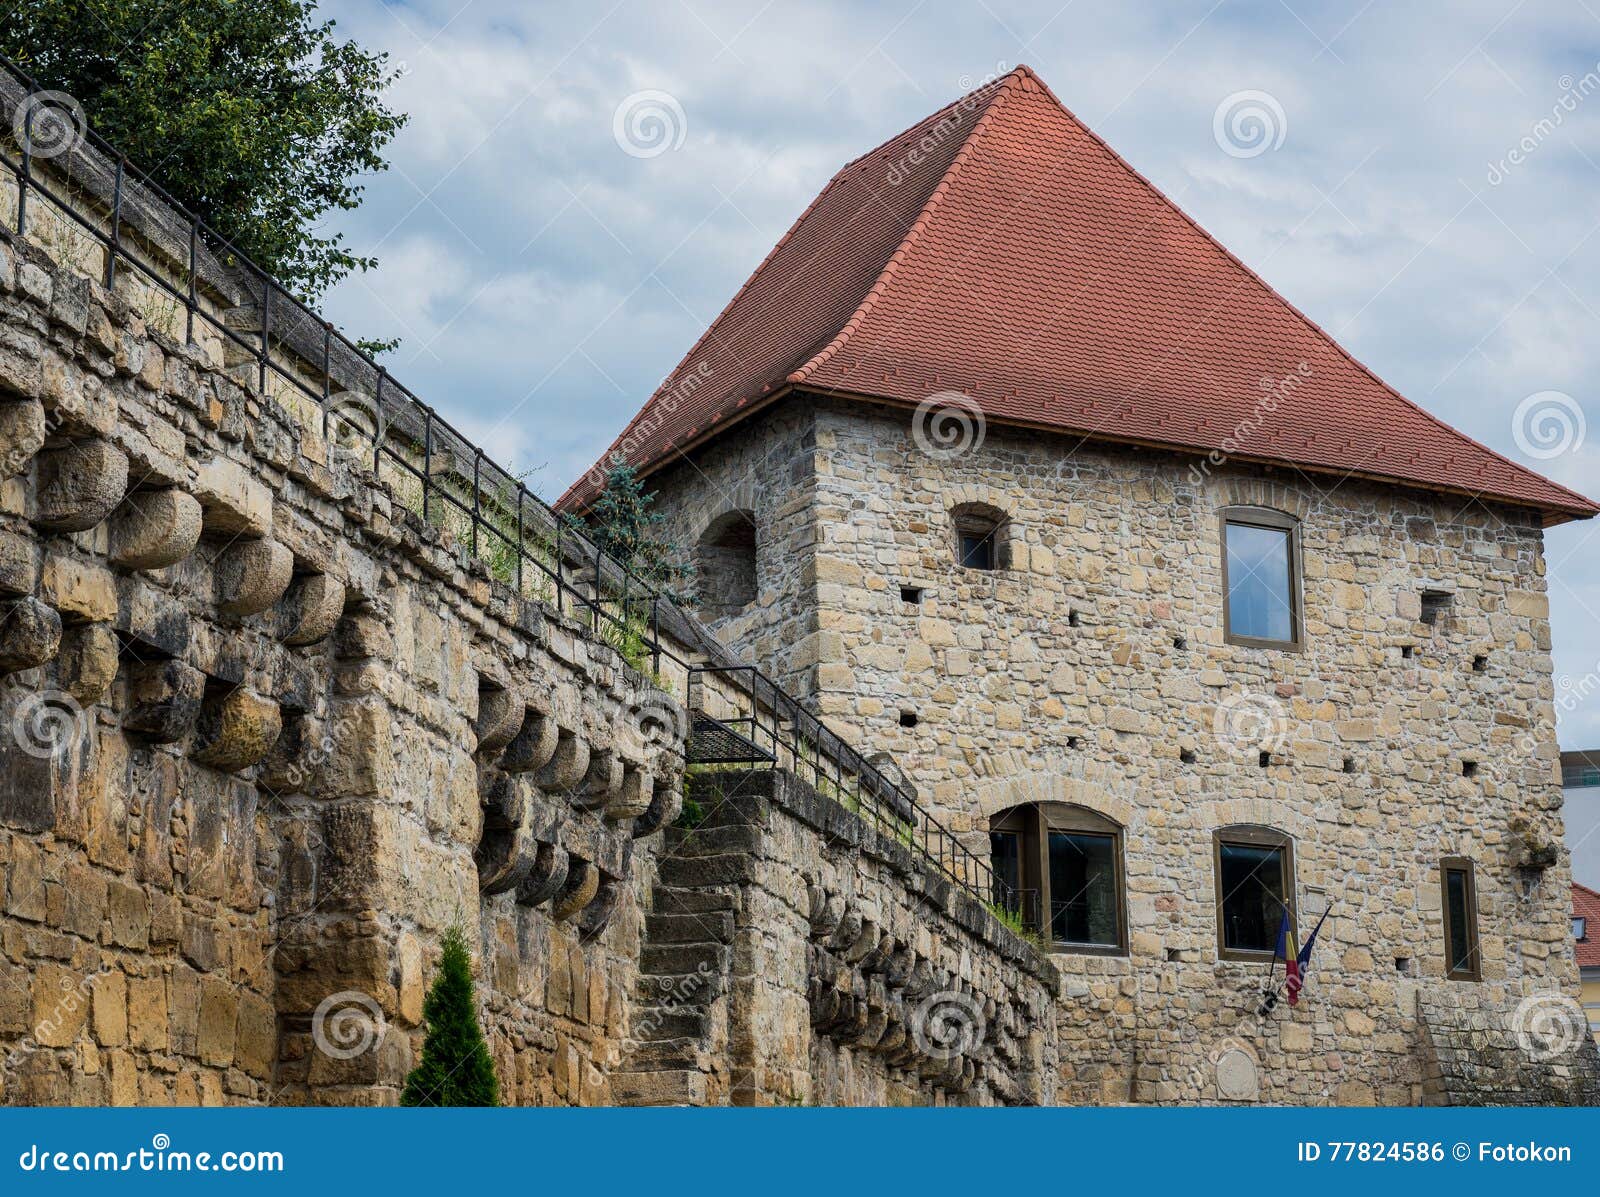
[
  {"x1": 959, "y1": 531, "x2": 996, "y2": 570},
  {"x1": 1047, "y1": 830, "x2": 1120, "y2": 948},
  {"x1": 1441, "y1": 859, "x2": 1481, "y2": 981},
  {"x1": 990, "y1": 830, "x2": 1022, "y2": 907},
  {"x1": 1215, "y1": 829, "x2": 1294, "y2": 959},
  {"x1": 1574, "y1": 916, "x2": 1586, "y2": 942},
  {"x1": 1222, "y1": 512, "x2": 1299, "y2": 647}
]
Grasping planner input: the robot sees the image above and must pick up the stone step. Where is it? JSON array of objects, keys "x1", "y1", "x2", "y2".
[
  {"x1": 644, "y1": 910, "x2": 734, "y2": 944},
  {"x1": 657, "y1": 853, "x2": 758, "y2": 889},
  {"x1": 651, "y1": 888, "x2": 736, "y2": 916},
  {"x1": 628, "y1": 1008, "x2": 711, "y2": 1042},
  {"x1": 625, "y1": 1037, "x2": 710, "y2": 1071},
  {"x1": 641, "y1": 942, "x2": 730, "y2": 978},
  {"x1": 611, "y1": 1068, "x2": 708, "y2": 1107}
]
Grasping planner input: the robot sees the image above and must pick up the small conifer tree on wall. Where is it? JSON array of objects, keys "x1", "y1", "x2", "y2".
[
  {"x1": 574, "y1": 455, "x2": 694, "y2": 603},
  {"x1": 400, "y1": 927, "x2": 499, "y2": 1107}
]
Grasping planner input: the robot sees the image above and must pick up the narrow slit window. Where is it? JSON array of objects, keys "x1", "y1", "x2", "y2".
[{"x1": 1441, "y1": 858, "x2": 1481, "y2": 981}]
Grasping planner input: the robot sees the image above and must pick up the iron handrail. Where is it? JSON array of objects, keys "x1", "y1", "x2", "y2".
[{"x1": 0, "y1": 51, "x2": 1017, "y2": 921}]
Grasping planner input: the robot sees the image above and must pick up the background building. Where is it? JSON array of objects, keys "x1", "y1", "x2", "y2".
[{"x1": 1565, "y1": 750, "x2": 1600, "y2": 890}]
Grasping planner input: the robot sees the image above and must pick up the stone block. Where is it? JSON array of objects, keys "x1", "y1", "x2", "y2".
[
  {"x1": 33, "y1": 438, "x2": 129, "y2": 532},
  {"x1": 280, "y1": 573, "x2": 345, "y2": 646},
  {"x1": 39, "y1": 554, "x2": 118, "y2": 623},
  {"x1": 190, "y1": 686, "x2": 283, "y2": 772},
  {"x1": 92, "y1": 970, "x2": 128, "y2": 1047},
  {"x1": 0, "y1": 595, "x2": 62, "y2": 674},
  {"x1": 122, "y1": 659, "x2": 206, "y2": 743},
  {"x1": 0, "y1": 397, "x2": 45, "y2": 477},
  {"x1": 57, "y1": 622, "x2": 119, "y2": 704},
  {"x1": 109, "y1": 487, "x2": 203, "y2": 570},
  {"x1": 197, "y1": 975, "x2": 239, "y2": 1067},
  {"x1": 31, "y1": 962, "x2": 90, "y2": 1047},
  {"x1": 0, "y1": 528, "x2": 38, "y2": 594},
  {"x1": 214, "y1": 537, "x2": 293, "y2": 617},
  {"x1": 193, "y1": 454, "x2": 272, "y2": 537}
]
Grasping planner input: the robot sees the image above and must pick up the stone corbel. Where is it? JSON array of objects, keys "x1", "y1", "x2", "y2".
[
  {"x1": 499, "y1": 705, "x2": 559, "y2": 774},
  {"x1": 474, "y1": 682, "x2": 526, "y2": 756},
  {"x1": 33, "y1": 438, "x2": 129, "y2": 532},
  {"x1": 214, "y1": 538, "x2": 293, "y2": 617},
  {"x1": 575, "y1": 872, "x2": 624, "y2": 937},
  {"x1": 515, "y1": 841, "x2": 570, "y2": 908},
  {"x1": 630, "y1": 778, "x2": 681, "y2": 838},
  {"x1": 536, "y1": 726, "x2": 590, "y2": 794},
  {"x1": 573, "y1": 746, "x2": 622, "y2": 811},
  {"x1": 550, "y1": 857, "x2": 599, "y2": 921},
  {"x1": 604, "y1": 764, "x2": 654, "y2": 822},
  {"x1": 0, "y1": 596, "x2": 62, "y2": 674},
  {"x1": 189, "y1": 685, "x2": 283, "y2": 772},
  {"x1": 279, "y1": 572, "x2": 345, "y2": 646},
  {"x1": 109, "y1": 487, "x2": 203, "y2": 570}
]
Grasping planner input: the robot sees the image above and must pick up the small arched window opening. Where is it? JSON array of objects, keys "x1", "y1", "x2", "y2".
[
  {"x1": 696, "y1": 510, "x2": 757, "y2": 616},
  {"x1": 951, "y1": 502, "x2": 1009, "y2": 572},
  {"x1": 989, "y1": 803, "x2": 1126, "y2": 954}
]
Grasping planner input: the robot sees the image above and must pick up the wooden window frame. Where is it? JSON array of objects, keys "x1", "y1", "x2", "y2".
[
  {"x1": 1440, "y1": 857, "x2": 1482, "y2": 982},
  {"x1": 950, "y1": 503, "x2": 1009, "y2": 573},
  {"x1": 1219, "y1": 506, "x2": 1305, "y2": 651},
  {"x1": 1213, "y1": 825, "x2": 1296, "y2": 963},
  {"x1": 990, "y1": 803, "x2": 1128, "y2": 957}
]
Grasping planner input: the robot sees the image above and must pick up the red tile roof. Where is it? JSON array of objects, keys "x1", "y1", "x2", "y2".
[
  {"x1": 1577, "y1": 882, "x2": 1600, "y2": 970},
  {"x1": 559, "y1": 66, "x2": 1598, "y2": 525}
]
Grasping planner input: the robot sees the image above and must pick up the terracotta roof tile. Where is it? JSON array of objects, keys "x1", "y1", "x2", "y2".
[
  {"x1": 1576, "y1": 882, "x2": 1600, "y2": 970},
  {"x1": 559, "y1": 66, "x2": 1598, "y2": 524}
]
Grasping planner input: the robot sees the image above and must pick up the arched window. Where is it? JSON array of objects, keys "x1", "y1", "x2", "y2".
[
  {"x1": 951, "y1": 502, "x2": 1009, "y2": 571},
  {"x1": 695, "y1": 510, "x2": 757, "y2": 616},
  {"x1": 1219, "y1": 506, "x2": 1303, "y2": 649},
  {"x1": 1213, "y1": 825, "x2": 1296, "y2": 960},
  {"x1": 989, "y1": 803, "x2": 1126, "y2": 954}
]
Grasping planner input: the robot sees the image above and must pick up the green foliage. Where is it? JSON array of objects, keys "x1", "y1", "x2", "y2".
[
  {"x1": 674, "y1": 793, "x2": 706, "y2": 830},
  {"x1": 985, "y1": 902, "x2": 1047, "y2": 953},
  {"x1": 2, "y1": 0, "x2": 407, "y2": 302},
  {"x1": 400, "y1": 927, "x2": 499, "y2": 1107},
  {"x1": 572, "y1": 456, "x2": 694, "y2": 603}
]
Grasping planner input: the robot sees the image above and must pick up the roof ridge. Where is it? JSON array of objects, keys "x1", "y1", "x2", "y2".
[
  {"x1": 832, "y1": 68, "x2": 1016, "y2": 176},
  {"x1": 1575, "y1": 881, "x2": 1600, "y2": 901},
  {"x1": 1016, "y1": 73, "x2": 1599, "y2": 518},
  {"x1": 789, "y1": 67, "x2": 1028, "y2": 385}
]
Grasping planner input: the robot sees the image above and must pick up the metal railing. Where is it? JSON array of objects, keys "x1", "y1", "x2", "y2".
[{"x1": 0, "y1": 51, "x2": 1017, "y2": 923}]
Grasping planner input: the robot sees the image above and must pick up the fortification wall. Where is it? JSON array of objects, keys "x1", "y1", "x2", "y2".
[{"x1": 0, "y1": 92, "x2": 1054, "y2": 1107}]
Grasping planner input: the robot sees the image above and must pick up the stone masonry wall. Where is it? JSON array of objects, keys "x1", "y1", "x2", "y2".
[
  {"x1": 646, "y1": 393, "x2": 1599, "y2": 1105},
  {"x1": 0, "y1": 121, "x2": 1055, "y2": 1107},
  {"x1": 0, "y1": 210, "x2": 691, "y2": 1105},
  {"x1": 623, "y1": 768, "x2": 1058, "y2": 1106}
]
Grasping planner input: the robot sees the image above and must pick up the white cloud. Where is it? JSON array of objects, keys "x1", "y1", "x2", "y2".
[{"x1": 318, "y1": 0, "x2": 1600, "y2": 744}]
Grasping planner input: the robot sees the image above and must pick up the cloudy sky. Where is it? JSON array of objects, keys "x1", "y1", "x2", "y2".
[{"x1": 316, "y1": 0, "x2": 1600, "y2": 746}]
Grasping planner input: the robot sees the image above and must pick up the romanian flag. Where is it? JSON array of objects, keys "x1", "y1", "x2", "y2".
[{"x1": 1273, "y1": 908, "x2": 1302, "y2": 1005}]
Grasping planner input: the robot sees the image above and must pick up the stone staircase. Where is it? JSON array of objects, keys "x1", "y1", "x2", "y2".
[{"x1": 613, "y1": 824, "x2": 737, "y2": 1105}]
